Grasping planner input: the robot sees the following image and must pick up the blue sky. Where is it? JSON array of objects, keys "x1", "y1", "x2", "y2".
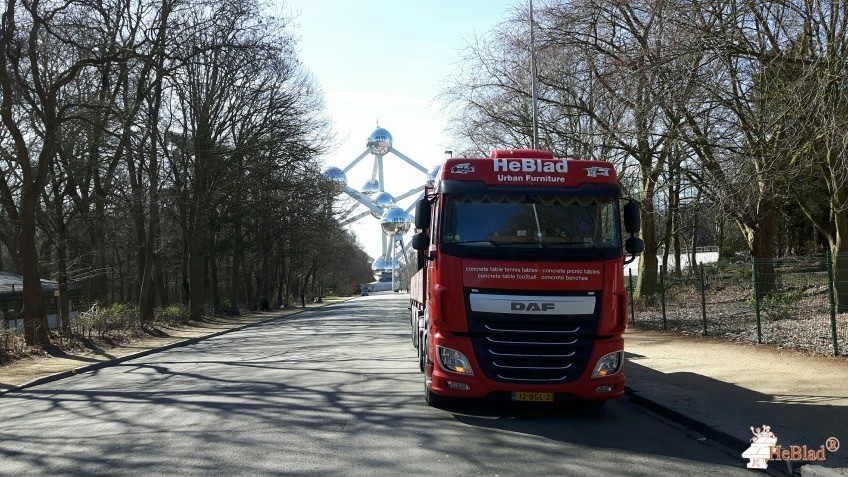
[{"x1": 280, "y1": 0, "x2": 521, "y2": 259}]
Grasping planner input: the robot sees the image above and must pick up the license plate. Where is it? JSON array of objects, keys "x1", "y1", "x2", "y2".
[{"x1": 512, "y1": 392, "x2": 554, "y2": 402}]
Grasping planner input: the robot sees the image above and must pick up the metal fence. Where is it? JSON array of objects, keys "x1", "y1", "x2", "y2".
[{"x1": 629, "y1": 252, "x2": 848, "y2": 357}]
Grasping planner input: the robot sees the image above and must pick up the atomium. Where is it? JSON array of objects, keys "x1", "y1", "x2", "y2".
[
  {"x1": 371, "y1": 256, "x2": 394, "y2": 272},
  {"x1": 323, "y1": 166, "x2": 346, "y2": 187},
  {"x1": 324, "y1": 167, "x2": 347, "y2": 194},
  {"x1": 373, "y1": 192, "x2": 395, "y2": 209},
  {"x1": 426, "y1": 164, "x2": 442, "y2": 187},
  {"x1": 327, "y1": 126, "x2": 430, "y2": 291},
  {"x1": 380, "y1": 207, "x2": 411, "y2": 236},
  {"x1": 369, "y1": 192, "x2": 395, "y2": 219},
  {"x1": 361, "y1": 179, "x2": 380, "y2": 196},
  {"x1": 366, "y1": 127, "x2": 393, "y2": 156}
]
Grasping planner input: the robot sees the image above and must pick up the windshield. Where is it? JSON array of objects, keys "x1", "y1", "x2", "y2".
[{"x1": 440, "y1": 193, "x2": 621, "y2": 259}]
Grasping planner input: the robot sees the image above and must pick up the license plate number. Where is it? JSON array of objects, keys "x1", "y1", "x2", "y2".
[{"x1": 512, "y1": 392, "x2": 554, "y2": 402}]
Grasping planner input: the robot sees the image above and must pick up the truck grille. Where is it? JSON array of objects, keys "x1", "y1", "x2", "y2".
[{"x1": 466, "y1": 291, "x2": 598, "y2": 383}]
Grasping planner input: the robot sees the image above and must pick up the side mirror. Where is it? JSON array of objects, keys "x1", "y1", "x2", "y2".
[
  {"x1": 411, "y1": 232, "x2": 430, "y2": 251},
  {"x1": 625, "y1": 236, "x2": 645, "y2": 255},
  {"x1": 623, "y1": 201, "x2": 641, "y2": 234},
  {"x1": 414, "y1": 199, "x2": 431, "y2": 229}
]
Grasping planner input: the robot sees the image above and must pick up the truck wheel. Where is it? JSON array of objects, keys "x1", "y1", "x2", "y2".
[
  {"x1": 418, "y1": 329, "x2": 426, "y2": 372},
  {"x1": 417, "y1": 332, "x2": 425, "y2": 372},
  {"x1": 411, "y1": 309, "x2": 418, "y2": 347}
]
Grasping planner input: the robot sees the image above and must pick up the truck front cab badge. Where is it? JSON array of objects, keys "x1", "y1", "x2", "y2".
[
  {"x1": 585, "y1": 166, "x2": 611, "y2": 177},
  {"x1": 450, "y1": 163, "x2": 475, "y2": 174}
]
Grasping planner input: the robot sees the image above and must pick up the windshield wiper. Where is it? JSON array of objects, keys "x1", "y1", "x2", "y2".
[{"x1": 448, "y1": 240, "x2": 503, "y2": 249}]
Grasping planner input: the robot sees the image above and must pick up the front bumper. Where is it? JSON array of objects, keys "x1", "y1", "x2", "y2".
[{"x1": 426, "y1": 332, "x2": 625, "y2": 401}]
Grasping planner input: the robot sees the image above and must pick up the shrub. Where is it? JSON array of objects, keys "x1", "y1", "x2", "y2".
[
  {"x1": 75, "y1": 303, "x2": 139, "y2": 338},
  {"x1": 746, "y1": 290, "x2": 804, "y2": 321},
  {"x1": 154, "y1": 304, "x2": 190, "y2": 326},
  {"x1": 218, "y1": 298, "x2": 236, "y2": 316},
  {"x1": 762, "y1": 290, "x2": 804, "y2": 320}
]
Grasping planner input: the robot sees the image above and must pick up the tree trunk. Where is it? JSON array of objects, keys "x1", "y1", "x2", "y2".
[
  {"x1": 210, "y1": 252, "x2": 220, "y2": 311},
  {"x1": 89, "y1": 195, "x2": 109, "y2": 303},
  {"x1": 662, "y1": 206, "x2": 672, "y2": 276},
  {"x1": 742, "y1": 208, "x2": 777, "y2": 299},
  {"x1": 690, "y1": 220, "x2": 698, "y2": 272},
  {"x1": 20, "y1": 189, "x2": 48, "y2": 346},
  {"x1": 139, "y1": 3, "x2": 170, "y2": 322},
  {"x1": 188, "y1": 229, "x2": 206, "y2": 320},
  {"x1": 244, "y1": 270, "x2": 255, "y2": 311},
  {"x1": 133, "y1": 167, "x2": 150, "y2": 318},
  {"x1": 181, "y1": 238, "x2": 190, "y2": 305},
  {"x1": 831, "y1": 201, "x2": 848, "y2": 312},
  {"x1": 154, "y1": 254, "x2": 169, "y2": 307},
  {"x1": 229, "y1": 221, "x2": 242, "y2": 312},
  {"x1": 832, "y1": 251, "x2": 848, "y2": 313},
  {"x1": 636, "y1": 192, "x2": 660, "y2": 298},
  {"x1": 56, "y1": 212, "x2": 71, "y2": 337},
  {"x1": 275, "y1": 260, "x2": 284, "y2": 307},
  {"x1": 139, "y1": 140, "x2": 161, "y2": 322}
]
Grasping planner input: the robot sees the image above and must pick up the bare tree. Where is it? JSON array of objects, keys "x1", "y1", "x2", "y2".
[
  {"x1": 1, "y1": 0, "x2": 139, "y2": 344},
  {"x1": 762, "y1": 1, "x2": 848, "y2": 309},
  {"x1": 444, "y1": 0, "x2": 692, "y2": 297}
]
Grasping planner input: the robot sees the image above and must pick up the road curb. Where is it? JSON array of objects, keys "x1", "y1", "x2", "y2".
[
  {"x1": 1, "y1": 300, "x2": 348, "y2": 396},
  {"x1": 624, "y1": 386, "x2": 846, "y2": 477},
  {"x1": 624, "y1": 385, "x2": 749, "y2": 451},
  {"x1": 801, "y1": 465, "x2": 847, "y2": 477}
]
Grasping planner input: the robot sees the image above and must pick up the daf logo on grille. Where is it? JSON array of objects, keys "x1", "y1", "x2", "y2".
[{"x1": 511, "y1": 302, "x2": 555, "y2": 312}]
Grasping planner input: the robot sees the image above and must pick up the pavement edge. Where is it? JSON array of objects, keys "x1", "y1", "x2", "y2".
[
  {"x1": 625, "y1": 386, "x2": 846, "y2": 477},
  {"x1": 0, "y1": 299, "x2": 350, "y2": 396}
]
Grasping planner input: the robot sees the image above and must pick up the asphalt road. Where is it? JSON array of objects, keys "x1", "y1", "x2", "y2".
[{"x1": 0, "y1": 294, "x2": 757, "y2": 476}]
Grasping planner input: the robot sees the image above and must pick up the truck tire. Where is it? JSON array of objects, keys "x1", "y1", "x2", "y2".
[
  {"x1": 410, "y1": 308, "x2": 418, "y2": 348},
  {"x1": 418, "y1": 327, "x2": 427, "y2": 372},
  {"x1": 422, "y1": 333, "x2": 449, "y2": 407}
]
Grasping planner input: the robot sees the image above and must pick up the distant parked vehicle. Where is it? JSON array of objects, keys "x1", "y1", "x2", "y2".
[{"x1": 360, "y1": 289, "x2": 370, "y2": 296}]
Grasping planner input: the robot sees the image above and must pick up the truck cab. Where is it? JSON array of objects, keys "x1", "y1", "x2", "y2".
[{"x1": 409, "y1": 149, "x2": 642, "y2": 407}]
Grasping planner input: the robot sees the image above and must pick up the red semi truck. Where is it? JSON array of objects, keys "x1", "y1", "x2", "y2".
[{"x1": 409, "y1": 149, "x2": 643, "y2": 407}]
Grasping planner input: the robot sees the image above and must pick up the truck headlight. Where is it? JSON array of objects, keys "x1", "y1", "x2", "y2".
[
  {"x1": 592, "y1": 351, "x2": 622, "y2": 377},
  {"x1": 437, "y1": 346, "x2": 474, "y2": 375}
]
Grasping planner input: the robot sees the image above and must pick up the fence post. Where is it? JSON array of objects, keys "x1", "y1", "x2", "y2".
[
  {"x1": 753, "y1": 258, "x2": 762, "y2": 344},
  {"x1": 660, "y1": 265, "x2": 667, "y2": 331},
  {"x1": 826, "y1": 251, "x2": 839, "y2": 356},
  {"x1": 699, "y1": 263, "x2": 708, "y2": 336},
  {"x1": 628, "y1": 268, "x2": 635, "y2": 325}
]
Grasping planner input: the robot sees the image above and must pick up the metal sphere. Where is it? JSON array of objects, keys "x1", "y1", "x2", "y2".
[
  {"x1": 381, "y1": 207, "x2": 412, "y2": 236},
  {"x1": 369, "y1": 192, "x2": 395, "y2": 219},
  {"x1": 361, "y1": 179, "x2": 380, "y2": 196},
  {"x1": 367, "y1": 127, "x2": 393, "y2": 156},
  {"x1": 323, "y1": 167, "x2": 346, "y2": 186},
  {"x1": 373, "y1": 192, "x2": 395, "y2": 209},
  {"x1": 372, "y1": 256, "x2": 392, "y2": 272}
]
